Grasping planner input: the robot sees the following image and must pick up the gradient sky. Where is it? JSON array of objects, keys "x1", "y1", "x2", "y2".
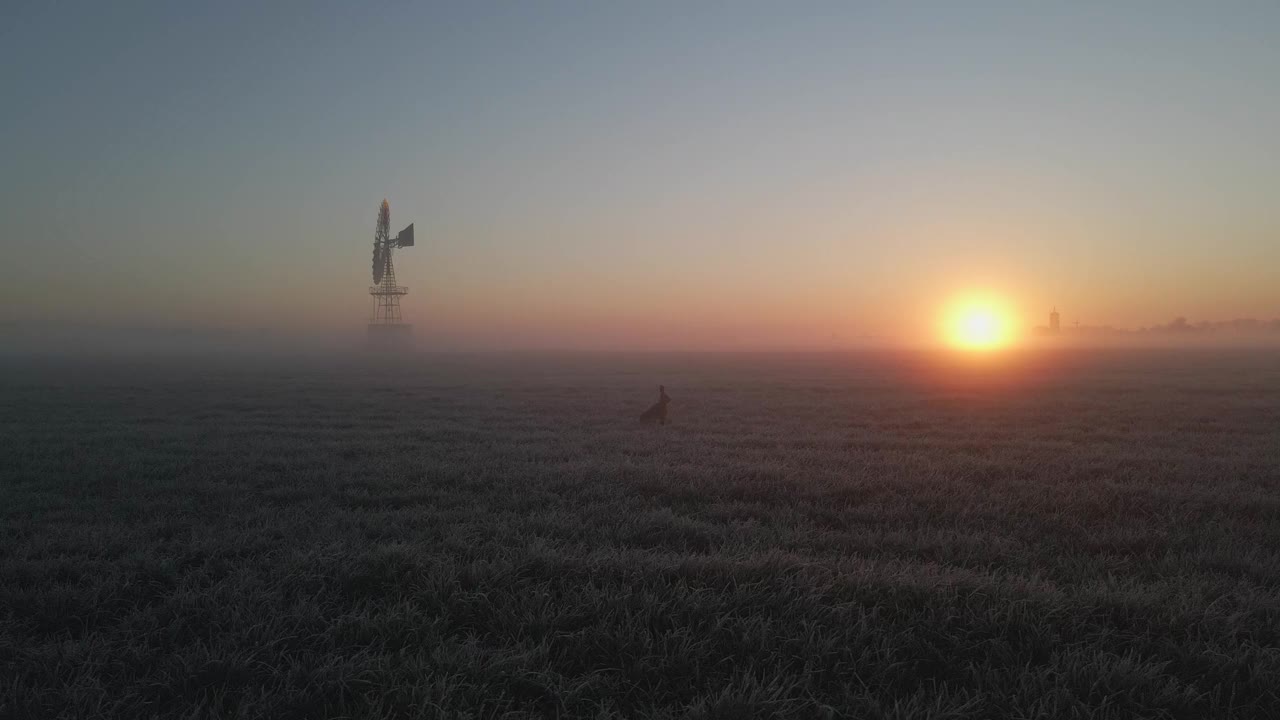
[{"x1": 2, "y1": 1, "x2": 1277, "y2": 349}]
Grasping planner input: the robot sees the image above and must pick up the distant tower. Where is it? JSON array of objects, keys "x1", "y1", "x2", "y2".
[
  {"x1": 1049, "y1": 307, "x2": 1061, "y2": 333},
  {"x1": 367, "y1": 199, "x2": 416, "y2": 349}
]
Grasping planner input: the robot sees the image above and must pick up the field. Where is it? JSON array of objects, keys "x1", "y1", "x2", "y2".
[{"x1": 3, "y1": 349, "x2": 1280, "y2": 719}]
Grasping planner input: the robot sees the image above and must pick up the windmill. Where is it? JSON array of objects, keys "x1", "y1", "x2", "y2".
[{"x1": 368, "y1": 199, "x2": 415, "y2": 347}]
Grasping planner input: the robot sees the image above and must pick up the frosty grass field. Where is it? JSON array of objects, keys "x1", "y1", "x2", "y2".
[{"x1": 3, "y1": 349, "x2": 1279, "y2": 718}]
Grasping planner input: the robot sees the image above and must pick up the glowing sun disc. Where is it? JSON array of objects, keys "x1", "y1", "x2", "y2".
[{"x1": 945, "y1": 301, "x2": 1012, "y2": 350}]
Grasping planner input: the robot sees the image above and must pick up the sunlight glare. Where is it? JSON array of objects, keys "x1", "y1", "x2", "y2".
[{"x1": 945, "y1": 299, "x2": 1013, "y2": 351}]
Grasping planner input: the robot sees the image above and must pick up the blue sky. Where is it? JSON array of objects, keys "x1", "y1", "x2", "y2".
[{"x1": 2, "y1": 2, "x2": 1277, "y2": 348}]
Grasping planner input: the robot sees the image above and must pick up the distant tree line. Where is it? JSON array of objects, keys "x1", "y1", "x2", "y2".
[
  {"x1": 1033, "y1": 317, "x2": 1280, "y2": 337},
  {"x1": 1137, "y1": 317, "x2": 1280, "y2": 334}
]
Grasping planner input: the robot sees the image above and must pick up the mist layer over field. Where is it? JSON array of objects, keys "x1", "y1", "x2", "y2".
[{"x1": 3, "y1": 350, "x2": 1279, "y2": 718}]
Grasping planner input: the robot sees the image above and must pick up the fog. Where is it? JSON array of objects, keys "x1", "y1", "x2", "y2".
[
  {"x1": 4, "y1": 316, "x2": 1279, "y2": 361},
  {"x1": 0, "y1": 322, "x2": 362, "y2": 359}
]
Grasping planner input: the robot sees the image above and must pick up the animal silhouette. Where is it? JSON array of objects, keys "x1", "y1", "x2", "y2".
[{"x1": 639, "y1": 385, "x2": 671, "y2": 425}]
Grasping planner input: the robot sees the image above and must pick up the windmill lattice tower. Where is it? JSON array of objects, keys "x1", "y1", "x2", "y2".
[{"x1": 368, "y1": 199, "x2": 415, "y2": 346}]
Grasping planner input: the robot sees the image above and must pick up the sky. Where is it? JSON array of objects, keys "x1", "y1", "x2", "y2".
[{"x1": 2, "y1": 1, "x2": 1278, "y2": 350}]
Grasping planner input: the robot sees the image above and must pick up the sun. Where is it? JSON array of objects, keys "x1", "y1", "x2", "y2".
[{"x1": 945, "y1": 299, "x2": 1013, "y2": 350}]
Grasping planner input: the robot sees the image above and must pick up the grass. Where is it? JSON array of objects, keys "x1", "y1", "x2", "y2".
[{"x1": 2, "y1": 349, "x2": 1279, "y2": 718}]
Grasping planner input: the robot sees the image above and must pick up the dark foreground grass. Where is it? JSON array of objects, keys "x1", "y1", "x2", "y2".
[{"x1": 2, "y1": 349, "x2": 1280, "y2": 719}]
